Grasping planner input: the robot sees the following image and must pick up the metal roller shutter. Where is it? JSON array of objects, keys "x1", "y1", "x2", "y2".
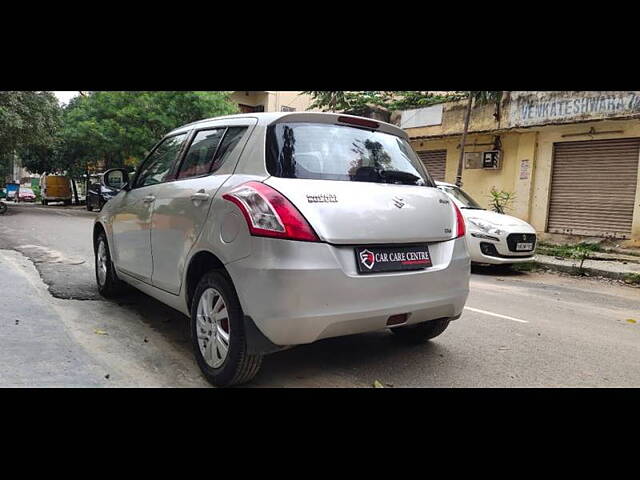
[
  {"x1": 548, "y1": 138, "x2": 640, "y2": 238},
  {"x1": 417, "y1": 150, "x2": 447, "y2": 182}
]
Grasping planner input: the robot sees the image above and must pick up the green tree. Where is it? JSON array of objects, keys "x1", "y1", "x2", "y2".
[
  {"x1": 302, "y1": 91, "x2": 465, "y2": 113},
  {"x1": 0, "y1": 91, "x2": 61, "y2": 180},
  {"x1": 57, "y1": 91, "x2": 238, "y2": 175}
]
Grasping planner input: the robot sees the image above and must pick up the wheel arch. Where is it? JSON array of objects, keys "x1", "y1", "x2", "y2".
[
  {"x1": 93, "y1": 221, "x2": 107, "y2": 253},
  {"x1": 184, "y1": 250, "x2": 230, "y2": 311},
  {"x1": 184, "y1": 250, "x2": 282, "y2": 356}
]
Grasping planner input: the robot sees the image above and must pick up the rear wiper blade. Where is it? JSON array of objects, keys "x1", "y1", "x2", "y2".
[{"x1": 378, "y1": 170, "x2": 422, "y2": 185}]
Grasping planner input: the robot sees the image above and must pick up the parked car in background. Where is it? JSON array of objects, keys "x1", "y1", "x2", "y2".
[
  {"x1": 87, "y1": 177, "x2": 118, "y2": 211},
  {"x1": 41, "y1": 174, "x2": 72, "y2": 206},
  {"x1": 436, "y1": 181, "x2": 536, "y2": 265},
  {"x1": 94, "y1": 112, "x2": 471, "y2": 387},
  {"x1": 16, "y1": 187, "x2": 36, "y2": 202}
]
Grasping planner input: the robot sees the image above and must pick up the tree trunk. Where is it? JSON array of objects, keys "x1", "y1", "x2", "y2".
[
  {"x1": 85, "y1": 164, "x2": 90, "y2": 196},
  {"x1": 455, "y1": 92, "x2": 473, "y2": 187},
  {"x1": 71, "y1": 178, "x2": 79, "y2": 205}
]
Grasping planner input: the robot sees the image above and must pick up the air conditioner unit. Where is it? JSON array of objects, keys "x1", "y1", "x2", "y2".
[{"x1": 482, "y1": 150, "x2": 502, "y2": 170}]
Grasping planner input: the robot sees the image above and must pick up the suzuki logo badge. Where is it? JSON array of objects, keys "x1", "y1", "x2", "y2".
[{"x1": 393, "y1": 196, "x2": 405, "y2": 209}]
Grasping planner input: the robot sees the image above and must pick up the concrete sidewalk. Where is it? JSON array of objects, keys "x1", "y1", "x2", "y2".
[
  {"x1": 534, "y1": 253, "x2": 640, "y2": 283},
  {"x1": 0, "y1": 249, "x2": 107, "y2": 387}
]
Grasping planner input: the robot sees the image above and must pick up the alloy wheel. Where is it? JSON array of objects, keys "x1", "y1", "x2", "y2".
[
  {"x1": 196, "y1": 288, "x2": 231, "y2": 369},
  {"x1": 96, "y1": 240, "x2": 108, "y2": 286}
]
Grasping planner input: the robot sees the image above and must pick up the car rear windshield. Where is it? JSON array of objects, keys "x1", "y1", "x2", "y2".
[{"x1": 266, "y1": 122, "x2": 435, "y2": 187}]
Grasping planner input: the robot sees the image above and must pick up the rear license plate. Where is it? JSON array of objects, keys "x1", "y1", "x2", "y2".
[
  {"x1": 516, "y1": 242, "x2": 533, "y2": 251},
  {"x1": 355, "y1": 245, "x2": 432, "y2": 274}
]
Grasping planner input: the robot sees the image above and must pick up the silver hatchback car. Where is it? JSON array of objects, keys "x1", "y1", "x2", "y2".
[{"x1": 94, "y1": 112, "x2": 470, "y2": 386}]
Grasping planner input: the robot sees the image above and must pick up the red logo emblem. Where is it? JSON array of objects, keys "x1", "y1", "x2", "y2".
[{"x1": 359, "y1": 249, "x2": 375, "y2": 270}]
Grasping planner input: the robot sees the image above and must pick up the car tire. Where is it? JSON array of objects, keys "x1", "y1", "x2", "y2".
[
  {"x1": 95, "y1": 231, "x2": 127, "y2": 298},
  {"x1": 190, "y1": 271, "x2": 263, "y2": 387},
  {"x1": 390, "y1": 318, "x2": 451, "y2": 343},
  {"x1": 42, "y1": 199, "x2": 48, "y2": 206}
]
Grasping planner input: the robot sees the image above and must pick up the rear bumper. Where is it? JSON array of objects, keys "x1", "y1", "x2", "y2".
[{"x1": 226, "y1": 237, "x2": 470, "y2": 346}]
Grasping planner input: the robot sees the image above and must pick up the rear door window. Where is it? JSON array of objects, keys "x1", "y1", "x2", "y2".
[
  {"x1": 177, "y1": 126, "x2": 249, "y2": 179},
  {"x1": 177, "y1": 129, "x2": 225, "y2": 179},
  {"x1": 211, "y1": 127, "x2": 248, "y2": 173},
  {"x1": 266, "y1": 122, "x2": 434, "y2": 186}
]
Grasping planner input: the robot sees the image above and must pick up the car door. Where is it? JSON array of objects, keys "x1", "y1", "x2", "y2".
[
  {"x1": 150, "y1": 123, "x2": 253, "y2": 294},
  {"x1": 111, "y1": 132, "x2": 188, "y2": 282}
]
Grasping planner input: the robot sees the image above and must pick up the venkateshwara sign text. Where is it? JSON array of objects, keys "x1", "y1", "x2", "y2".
[{"x1": 508, "y1": 91, "x2": 640, "y2": 128}]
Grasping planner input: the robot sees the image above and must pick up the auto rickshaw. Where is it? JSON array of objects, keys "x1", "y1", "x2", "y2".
[{"x1": 5, "y1": 182, "x2": 19, "y2": 202}]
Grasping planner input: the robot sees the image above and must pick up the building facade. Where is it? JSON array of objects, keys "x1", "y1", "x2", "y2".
[
  {"x1": 229, "y1": 91, "x2": 316, "y2": 113},
  {"x1": 401, "y1": 91, "x2": 640, "y2": 246}
]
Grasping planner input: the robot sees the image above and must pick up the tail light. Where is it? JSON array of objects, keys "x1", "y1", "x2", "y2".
[
  {"x1": 453, "y1": 202, "x2": 466, "y2": 238},
  {"x1": 223, "y1": 181, "x2": 320, "y2": 242}
]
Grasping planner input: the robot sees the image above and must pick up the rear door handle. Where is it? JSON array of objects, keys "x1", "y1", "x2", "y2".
[
  {"x1": 191, "y1": 191, "x2": 211, "y2": 203},
  {"x1": 143, "y1": 195, "x2": 156, "y2": 204}
]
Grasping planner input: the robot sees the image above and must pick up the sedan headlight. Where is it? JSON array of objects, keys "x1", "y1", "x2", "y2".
[{"x1": 467, "y1": 218, "x2": 505, "y2": 236}]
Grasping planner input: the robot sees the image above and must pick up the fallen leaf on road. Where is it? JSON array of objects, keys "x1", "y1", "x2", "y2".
[
  {"x1": 626, "y1": 319, "x2": 637, "y2": 324},
  {"x1": 373, "y1": 380, "x2": 385, "y2": 388},
  {"x1": 94, "y1": 329, "x2": 108, "y2": 335}
]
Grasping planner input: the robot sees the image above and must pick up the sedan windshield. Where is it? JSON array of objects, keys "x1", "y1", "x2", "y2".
[
  {"x1": 439, "y1": 185, "x2": 484, "y2": 210},
  {"x1": 266, "y1": 122, "x2": 435, "y2": 187}
]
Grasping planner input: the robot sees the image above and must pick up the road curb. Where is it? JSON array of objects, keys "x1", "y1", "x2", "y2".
[{"x1": 532, "y1": 258, "x2": 640, "y2": 284}]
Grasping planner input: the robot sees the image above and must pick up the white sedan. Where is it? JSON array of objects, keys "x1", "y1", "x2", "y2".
[{"x1": 436, "y1": 182, "x2": 536, "y2": 265}]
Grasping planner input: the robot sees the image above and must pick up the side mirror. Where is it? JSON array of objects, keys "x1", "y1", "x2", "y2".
[{"x1": 102, "y1": 168, "x2": 130, "y2": 191}]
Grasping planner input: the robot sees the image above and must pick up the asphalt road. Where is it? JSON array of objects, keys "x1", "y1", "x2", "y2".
[{"x1": 1, "y1": 202, "x2": 639, "y2": 387}]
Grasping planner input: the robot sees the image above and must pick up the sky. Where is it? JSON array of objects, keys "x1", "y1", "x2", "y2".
[{"x1": 53, "y1": 91, "x2": 79, "y2": 105}]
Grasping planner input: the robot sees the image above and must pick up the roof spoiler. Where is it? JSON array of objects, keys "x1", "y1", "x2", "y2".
[{"x1": 269, "y1": 112, "x2": 408, "y2": 139}]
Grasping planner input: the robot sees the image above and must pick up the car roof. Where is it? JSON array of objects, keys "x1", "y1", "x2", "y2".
[{"x1": 168, "y1": 112, "x2": 408, "y2": 139}]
